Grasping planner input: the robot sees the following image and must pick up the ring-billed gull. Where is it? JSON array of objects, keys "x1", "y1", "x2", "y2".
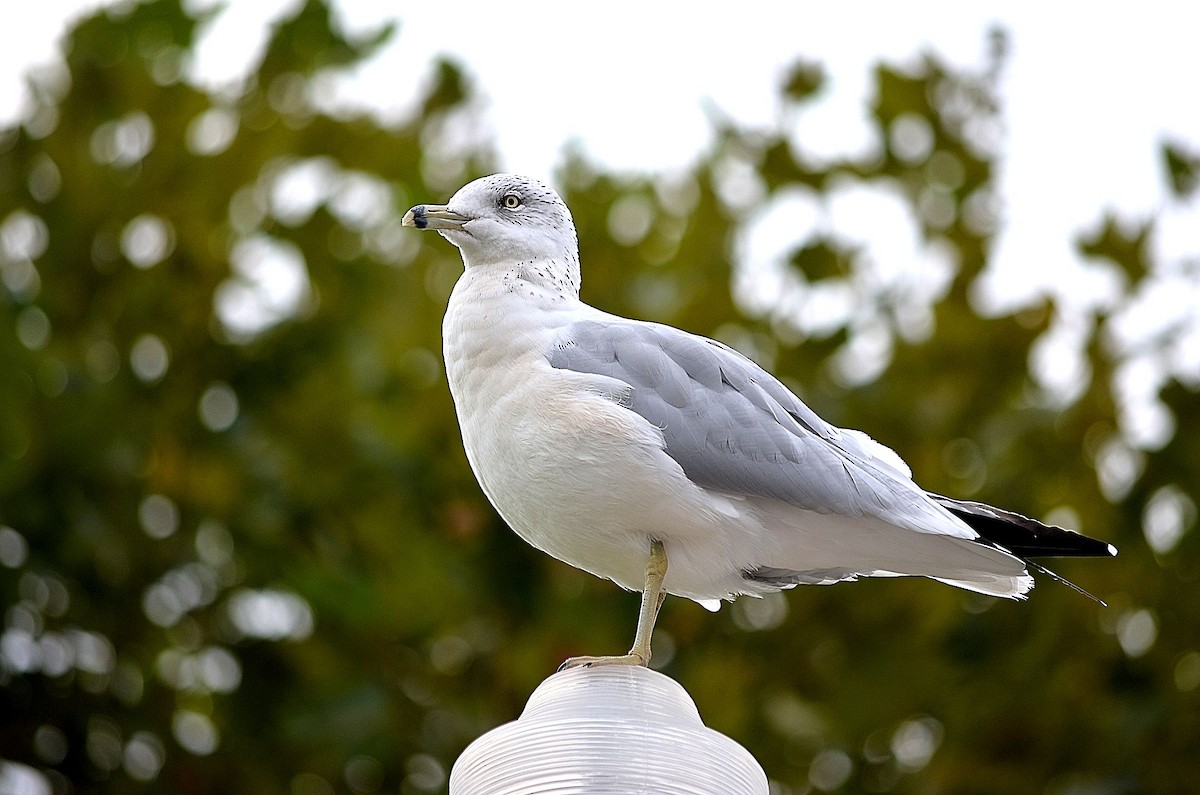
[{"x1": 402, "y1": 174, "x2": 1116, "y2": 669}]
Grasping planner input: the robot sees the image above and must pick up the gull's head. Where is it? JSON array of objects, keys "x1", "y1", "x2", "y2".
[{"x1": 403, "y1": 174, "x2": 579, "y2": 278}]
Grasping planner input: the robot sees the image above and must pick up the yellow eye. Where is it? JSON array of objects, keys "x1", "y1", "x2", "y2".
[{"x1": 502, "y1": 193, "x2": 521, "y2": 209}]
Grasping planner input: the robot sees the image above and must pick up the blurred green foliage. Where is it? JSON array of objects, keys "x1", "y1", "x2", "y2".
[{"x1": 1, "y1": 2, "x2": 1197, "y2": 793}]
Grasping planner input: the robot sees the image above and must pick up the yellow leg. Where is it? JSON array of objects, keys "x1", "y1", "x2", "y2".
[{"x1": 560, "y1": 539, "x2": 668, "y2": 670}]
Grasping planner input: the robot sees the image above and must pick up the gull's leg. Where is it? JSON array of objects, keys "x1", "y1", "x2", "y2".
[{"x1": 560, "y1": 539, "x2": 668, "y2": 670}]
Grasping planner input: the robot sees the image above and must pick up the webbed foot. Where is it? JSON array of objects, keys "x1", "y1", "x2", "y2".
[{"x1": 558, "y1": 652, "x2": 648, "y2": 671}]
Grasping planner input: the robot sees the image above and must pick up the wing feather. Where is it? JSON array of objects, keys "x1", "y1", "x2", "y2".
[{"x1": 547, "y1": 319, "x2": 966, "y2": 536}]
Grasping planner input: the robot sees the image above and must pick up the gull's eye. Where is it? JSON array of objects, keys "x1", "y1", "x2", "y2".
[{"x1": 501, "y1": 193, "x2": 521, "y2": 209}]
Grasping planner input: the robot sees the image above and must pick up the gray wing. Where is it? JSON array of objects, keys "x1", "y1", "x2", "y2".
[{"x1": 547, "y1": 319, "x2": 942, "y2": 525}]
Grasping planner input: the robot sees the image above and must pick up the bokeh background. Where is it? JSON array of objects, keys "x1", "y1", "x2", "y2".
[{"x1": 2, "y1": 1, "x2": 1199, "y2": 793}]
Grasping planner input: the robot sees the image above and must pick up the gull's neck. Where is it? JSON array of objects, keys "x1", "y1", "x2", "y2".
[
  {"x1": 444, "y1": 254, "x2": 586, "y2": 357},
  {"x1": 443, "y1": 254, "x2": 587, "y2": 415},
  {"x1": 461, "y1": 253, "x2": 582, "y2": 305}
]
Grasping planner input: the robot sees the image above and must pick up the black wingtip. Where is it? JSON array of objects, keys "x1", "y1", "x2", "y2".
[{"x1": 930, "y1": 494, "x2": 1117, "y2": 559}]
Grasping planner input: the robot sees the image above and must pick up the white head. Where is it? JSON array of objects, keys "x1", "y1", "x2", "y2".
[{"x1": 403, "y1": 174, "x2": 580, "y2": 294}]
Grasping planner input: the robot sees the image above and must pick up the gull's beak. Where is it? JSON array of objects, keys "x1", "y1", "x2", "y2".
[{"x1": 402, "y1": 204, "x2": 470, "y2": 231}]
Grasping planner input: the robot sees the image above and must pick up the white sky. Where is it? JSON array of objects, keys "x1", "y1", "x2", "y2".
[
  {"x1": 2, "y1": 1, "x2": 1198, "y2": 317},
  {"x1": 4, "y1": 1, "x2": 1197, "y2": 279}
]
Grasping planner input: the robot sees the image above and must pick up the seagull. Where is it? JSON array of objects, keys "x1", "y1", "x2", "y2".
[{"x1": 402, "y1": 174, "x2": 1116, "y2": 669}]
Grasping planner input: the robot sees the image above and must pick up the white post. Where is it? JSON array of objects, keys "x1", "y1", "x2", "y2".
[{"x1": 450, "y1": 665, "x2": 768, "y2": 795}]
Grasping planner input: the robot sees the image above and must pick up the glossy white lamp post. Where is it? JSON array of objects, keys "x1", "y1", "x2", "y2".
[{"x1": 450, "y1": 665, "x2": 768, "y2": 795}]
